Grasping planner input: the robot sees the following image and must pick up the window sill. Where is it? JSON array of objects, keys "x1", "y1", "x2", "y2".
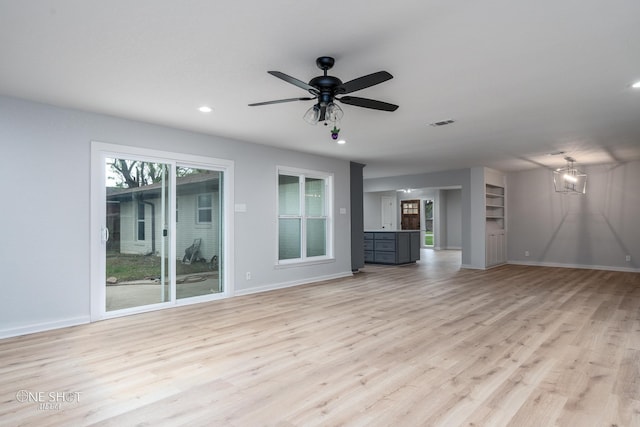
[{"x1": 275, "y1": 257, "x2": 335, "y2": 269}]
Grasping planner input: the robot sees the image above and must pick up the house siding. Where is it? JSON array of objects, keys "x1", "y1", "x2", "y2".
[{"x1": 177, "y1": 192, "x2": 220, "y2": 261}]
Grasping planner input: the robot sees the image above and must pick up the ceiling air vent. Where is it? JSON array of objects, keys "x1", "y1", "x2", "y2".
[{"x1": 429, "y1": 119, "x2": 455, "y2": 127}]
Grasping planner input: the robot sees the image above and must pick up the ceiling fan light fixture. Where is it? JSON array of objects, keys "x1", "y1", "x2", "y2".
[
  {"x1": 326, "y1": 102, "x2": 343, "y2": 123},
  {"x1": 303, "y1": 104, "x2": 321, "y2": 125}
]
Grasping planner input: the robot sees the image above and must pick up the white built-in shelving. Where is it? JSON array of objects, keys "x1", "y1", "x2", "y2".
[{"x1": 485, "y1": 181, "x2": 506, "y2": 267}]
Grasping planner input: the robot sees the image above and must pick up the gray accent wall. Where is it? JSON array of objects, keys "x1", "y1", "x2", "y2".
[
  {"x1": 350, "y1": 162, "x2": 365, "y2": 272},
  {"x1": 0, "y1": 96, "x2": 352, "y2": 338},
  {"x1": 507, "y1": 162, "x2": 640, "y2": 271},
  {"x1": 444, "y1": 189, "x2": 462, "y2": 249}
]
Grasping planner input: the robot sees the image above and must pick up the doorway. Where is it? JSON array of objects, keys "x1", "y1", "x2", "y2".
[{"x1": 423, "y1": 199, "x2": 434, "y2": 247}]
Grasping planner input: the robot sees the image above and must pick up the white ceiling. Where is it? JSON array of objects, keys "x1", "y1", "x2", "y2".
[{"x1": 1, "y1": 0, "x2": 639, "y2": 178}]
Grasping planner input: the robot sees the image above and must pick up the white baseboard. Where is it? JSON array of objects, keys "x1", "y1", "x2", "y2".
[
  {"x1": 507, "y1": 260, "x2": 640, "y2": 273},
  {"x1": 462, "y1": 260, "x2": 638, "y2": 273},
  {"x1": 0, "y1": 272, "x2": 354, "y2": 340},
  {"x1": 460, "y1": 263, "x2": 485, "y2": 270},
  {"x1": 234, "y1": 271, "x2": 353, "y2": 297},
  {"x1": 0, "y1": 316, "x2": 90, "y2": 340}
]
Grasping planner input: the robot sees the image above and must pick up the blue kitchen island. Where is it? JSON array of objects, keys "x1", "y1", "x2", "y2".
[{"x1": 364, "y1": 230, "x2": 421, "y2": 265}]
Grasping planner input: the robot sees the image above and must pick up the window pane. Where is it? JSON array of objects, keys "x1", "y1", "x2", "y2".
[
  {"x1": 305, "y1": 177, "x2": 325, "y2": 216},
  {"x1": 306, "y1": 218, "x2": 326, "y2": 257},
  {"x1": 198, "y1": 194, "x2": 212, "y2": 208},
  {"x1": 137, "y1": 203, "x2": 145, "y2": 240},
  {"x1": 279, "y1": 218, "x2": 301, "y2": 260},
  {"x1": 279, "y1": 175, "x2": 300, "y2": 215},
  {"x1": 104, "y1": 157, "x2": 169, "y2": 311},
  {"x1": 425, "y1": 200, "x2": 433, "y2": 219},
  {"x1": 176, "y1": 168, "x2": 224, "y2": 298},
  {"x1": 198, "y1": 209, "x2": 212, "y2": 223}
]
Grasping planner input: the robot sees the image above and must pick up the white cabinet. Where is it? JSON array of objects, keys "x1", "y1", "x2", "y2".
[{"x1": 486, "y1": 231, "x2": 506, "y2": 267}]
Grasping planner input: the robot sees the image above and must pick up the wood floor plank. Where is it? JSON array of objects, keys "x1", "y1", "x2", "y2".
[{"x1": 1, "y1": 251, "x2": 639, "y2": 426}]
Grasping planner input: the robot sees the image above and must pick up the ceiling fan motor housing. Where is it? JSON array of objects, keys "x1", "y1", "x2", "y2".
[{"x1": 308, "y1": 75, "x2": 343, "y2": 104}]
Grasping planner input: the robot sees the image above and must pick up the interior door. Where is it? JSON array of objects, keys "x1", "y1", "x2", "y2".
[{"x1": 381, "y1": 196, "x2": 395, "y2": 229}]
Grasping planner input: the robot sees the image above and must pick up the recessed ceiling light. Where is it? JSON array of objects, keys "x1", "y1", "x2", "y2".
[
  {"x1": 632, "y1": 81, "x2": 640, "y2": 89},
  {"x1": 198, "y1": 106, "x2": 212, "y2": 113},
  {"x1": 428, "y1": 119, "x2": 455, "y2": 127},
  {"x1": 337, "y1": 139, "x2": 346, "y2": 145}
]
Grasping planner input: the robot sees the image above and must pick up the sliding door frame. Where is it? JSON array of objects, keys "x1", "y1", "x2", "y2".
[{"x1": 90, "y1": 141, "x2": 234, "y2": 321}]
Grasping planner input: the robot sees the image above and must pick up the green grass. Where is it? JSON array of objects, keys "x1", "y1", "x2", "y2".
[
  {"x1": 106, "y1": 253, "x2": 212, "y2": 281},
  {"x1": 425, "y1": 233, "x2": 434, "y2": 246}
]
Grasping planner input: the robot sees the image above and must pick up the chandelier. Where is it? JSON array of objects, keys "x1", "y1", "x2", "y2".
[{"x1": 553, "y1": 157, "x2": 587, "y2": 194}]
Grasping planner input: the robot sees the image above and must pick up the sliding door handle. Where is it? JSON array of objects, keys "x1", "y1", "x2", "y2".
[{"x1": 102, "y1": 227, "x2": 110, "y2": 243}]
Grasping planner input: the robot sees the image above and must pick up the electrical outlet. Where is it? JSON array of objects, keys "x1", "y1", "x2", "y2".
[
  {"x1": 246, "y1": 272, "x2": 251, "y2": 280},
  {"x1": 626, "y1": 255, "x2": 631, "y2": 262},
  {"x1": 525, "y1": 251, "x2": 530, "y2": 257}
]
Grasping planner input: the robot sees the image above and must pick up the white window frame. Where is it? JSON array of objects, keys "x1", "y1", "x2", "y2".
[{"x1": 276, "y1": 166, "x2": 334, "y2": 267}]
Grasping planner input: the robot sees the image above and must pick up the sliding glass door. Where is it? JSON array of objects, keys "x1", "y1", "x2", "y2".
[
  {"x1": 175, "y1": 167, "x2": 223, "y2": 299},
  {"x1": 92, "y1": 143, "x2": 233, "y2": 320},
  {"x1": 105, "y1": 157, "x2": 171, "y2": 311}
]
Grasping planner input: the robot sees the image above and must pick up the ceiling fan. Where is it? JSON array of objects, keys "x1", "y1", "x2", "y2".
[{"x1": 248, "y1": 56, "x2": 399, "y2": 124}]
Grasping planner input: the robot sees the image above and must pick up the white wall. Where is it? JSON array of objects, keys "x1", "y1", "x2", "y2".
[
  {"x1": 363, "y1": 191, "x2": 396, "y2": 230},
  {"x1": 0, "y1": 96, "x2": 352, "y2": 338},
  {"x1": 507, "y1": 162, "x2": 640, "y2": 271}
]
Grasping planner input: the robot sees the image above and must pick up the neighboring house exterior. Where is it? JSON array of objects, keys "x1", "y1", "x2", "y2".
[{"x1": 106, "y1": 172, "x2": 221, "y2": 262}]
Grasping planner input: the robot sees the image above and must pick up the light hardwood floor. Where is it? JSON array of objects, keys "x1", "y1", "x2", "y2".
[{"x1": 1, "y1": 251, "x2": 639, "y2": 426}]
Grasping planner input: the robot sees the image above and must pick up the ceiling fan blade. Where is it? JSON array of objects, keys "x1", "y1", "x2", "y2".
[
  {"x1": 268, "y1": 71, "x2": 318, "y2": 94},
  {"x1": 336, "y1": 71, "x2": 393, "y2": 94},
  {"x1": 248, "y1": 97, "x2": 314, "y2": 107},
  {"x1": 338, "y1": 96, "x2": 399, "y2": 111}
]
